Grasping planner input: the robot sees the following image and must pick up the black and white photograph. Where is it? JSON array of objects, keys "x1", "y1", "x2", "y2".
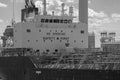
[{"x1": 0, "y1": 0, "x2": 120, "y2": 80}]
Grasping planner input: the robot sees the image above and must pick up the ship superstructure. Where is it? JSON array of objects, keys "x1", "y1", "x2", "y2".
[{"x1": 13, "y1": 0, "x2": 88, "y2": 53}]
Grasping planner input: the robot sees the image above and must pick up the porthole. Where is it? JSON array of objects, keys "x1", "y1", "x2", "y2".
[
  {"x1": 55, "y1": 49, "x2": 58, "y2": 52},
  {"x1": 74, "y1": 40, "x2": 76, "y2": 43},
  {"x1": 27, "y1": 49, "x2": 30, "y2": 51},
  {"x1": 40, "y1": 24, "x2": 43, "y2": 27},
  {"x1": 65, "y1": 43, "x2": 70, "y2": 47},
  {"x1": 26, "y1": 29, "x2": 31, "y2": 33},
  {"x1": 57, "y1": 37, "x2": 59, "y2": 40},
  {"x1": 68, "y1": 25, "x2": 71, "y2": 27},
  {"x1": 36, "y1": 49, "x2": 40, "y2": 52},
  {"x1": 81, "y1": 40, "x2": 84, "y2": 43},
  {"x1": 15, "y1": 40, "x2": 17, "y2": 42},
  {"x1": 28, "y1": 40, "x2": 30, "y2": 42},
  {"x1": 46, "y1": 49, "x2": 50, "y2": 52},
  {"x1": 81, "y1": 30, "x2": 84, "y2": 34},
  {"x1": 67, "y1": 40, "x2": 69, "y2": 43},
  {"x1": 60, "y1": 40, "x2": 62, "y2": 42},
  {"x1": 51, "y1": 40, "x2": 53, "y2": 42},
  {"x1": 36, "y1": 40, "x2": 38, "y2": 42},
  {"x1": 74, "y1": 25, "x2": 76, "y2": 28},
  {"x1": 44, "y1": 40, "x2": 45, "y2": 42}
]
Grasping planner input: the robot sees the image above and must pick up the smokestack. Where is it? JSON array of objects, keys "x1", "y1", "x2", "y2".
[
  {"x1": 79, "y1": 0, "x2": 88, "y2": 24},
  {"x1": 43, "y1": 0, "x2": 47, "y2": 15}
]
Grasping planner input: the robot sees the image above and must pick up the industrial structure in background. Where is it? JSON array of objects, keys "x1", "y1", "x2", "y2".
[
  {"x1": 100, "y1": 32, "x2": 120, "y2": 52},
  {"x1": 88, "y1": 32, "x2": 95, "y2": 48},
  {"x1": 100, "y1": 32, "x2": 116, "y2": 44},
  {"x1": 0, "y1": 0, "x2": 120, "y2": 80},
  {"x1": 1, "y1": 26, "x2": 13, "y2": 47}
]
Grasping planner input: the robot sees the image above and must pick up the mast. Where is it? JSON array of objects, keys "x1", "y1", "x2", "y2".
[
  {"x1": 61, "y1": 3, "x2": 67, "y2": 16},
  {"x1": 61, "y1": 3, "x2": 65, "y2": 16},
  {"x1": 13, "y1": 0, "x2": 14, "y2": 20},
  {"x1": 12, "y1": 0, "x2": 15, "y2": 26}
]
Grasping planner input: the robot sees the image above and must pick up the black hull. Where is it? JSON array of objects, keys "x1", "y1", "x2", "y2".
[
  {"x1": 31, "y1": 68, "x2": 120, "y2": 80},
  {"x1": 0, "y1": 57, "x2": 120, "y2": 80}
]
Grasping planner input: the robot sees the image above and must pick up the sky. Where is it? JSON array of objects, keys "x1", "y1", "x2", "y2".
[{"x1": 0, "y1": 0, "x2": 120, "y2": 47}]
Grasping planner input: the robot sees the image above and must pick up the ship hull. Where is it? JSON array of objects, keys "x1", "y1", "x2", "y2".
[
  {"x1": 0, "y1": 57, "x2": 120, "y2": 80},
  {"x1": 31, "y1": 68, "x2": 120, "y2": 80}
]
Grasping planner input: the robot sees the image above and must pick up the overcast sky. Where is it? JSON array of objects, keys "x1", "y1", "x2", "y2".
[{"x1": 0, "y1": 0, "x2": 120, "y2": 47}]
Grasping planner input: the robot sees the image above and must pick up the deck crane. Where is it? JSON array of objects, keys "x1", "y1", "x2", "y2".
[{"x1": 25, "y1": 0, "x2": 35, "y2": 8}]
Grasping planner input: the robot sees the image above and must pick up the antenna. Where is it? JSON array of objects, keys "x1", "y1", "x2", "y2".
[{"x1": 12, "y1": 0, "x2": 15, "y2": 26}]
